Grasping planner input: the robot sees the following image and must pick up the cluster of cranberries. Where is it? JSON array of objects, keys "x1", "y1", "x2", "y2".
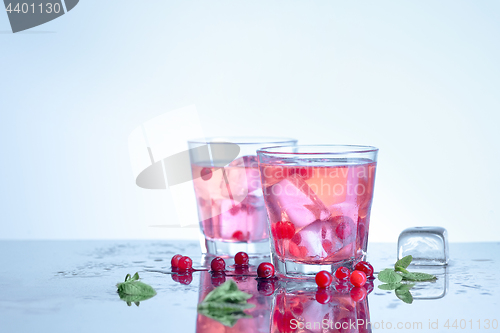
[
  {"x1": 313, "y1": 261, "x2": 374, "y2": 303},
  {"x1": 170, "y1": 252, "x2": 374, "y2": 302}
]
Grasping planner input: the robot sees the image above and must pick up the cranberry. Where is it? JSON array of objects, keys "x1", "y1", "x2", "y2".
[
  {"x1": 276, "y1": 221, "x2": 295, "y2": 239},
  {"x1": 335, "y1": 216, "x2": 354, "y2": 240},
  {"x1": 234, "y1": 252, "x2": 249, "y2": 266},
  {"x1": 354, "y1": 261, "x2": 374, "y2": 278},
  {"x1": 293, "y1": 167, "x2": 313, "y2": 180},
  {"x1": 315, "y1": 270, "x2": 333, "y2": 288},
  {"x1": 210, "y1": 257, "x2": 226, "y2": 272},
  {"x1": 350, "y1": 287, "x2": 367, "y2": 302},
  {"x1": 177, "y1": 256, "x2": 193, "y2": 270},
  {"x1": 232, "y1": 230, "x2": 245, "y2": 241},
  {"x1": 335, "y1": 266, "x2": 350, "y2": 280},
  {"x1": 200, "y1": 167, "x2": 213, "y2": 181},
  {"x1": 171, "y1": 254, "x2": 183, "y2": 268},
  {"x1": 315, "y1": 289, "x2": 332, "y2": 304},
  {"x1": 350, "y1": 270, "x2": 367, "y2": 287},
  {"x1": 257, "y1": 262, "x2": 275, "y2": 278}
]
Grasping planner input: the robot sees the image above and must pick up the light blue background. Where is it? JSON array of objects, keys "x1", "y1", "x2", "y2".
[{"x1": 1, "y1": 0, "x2": 499, "y2": 242}]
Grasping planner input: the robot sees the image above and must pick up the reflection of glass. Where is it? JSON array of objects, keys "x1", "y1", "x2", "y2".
[
  {"x1": 196, "y1": 271, "x2": 272, "y2": 332},
  {"x1": 189, "y1": 137, "x2": 297, "y2": 257},
  {"x1": 271, "y1": 282, "x2": 372, "y2": 333},
  {"x1": 410, "y1": 266, "x2": 448, "y2": 300},
  {"x1": 258, "y1": 145, "x2": 378, "y2": 278}
]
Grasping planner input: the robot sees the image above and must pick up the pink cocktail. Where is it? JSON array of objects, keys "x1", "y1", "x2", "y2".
[
  {"x1": 189, "y1": 137, "x2": 297, "y2": 257},
  {"x1": 257, "y1": 145, "x2": 378, "y2": 277}
]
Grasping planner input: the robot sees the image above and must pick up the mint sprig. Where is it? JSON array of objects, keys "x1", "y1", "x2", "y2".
[
  {"x1": 198, "y1": 280, "x2": 255, "y2": 327},
  {"x1": 377, "y1": 255, "x2": 437, "y2": 304},
  {"x1": 116, "y1": 272, "x2": 156, "y2": 306}
]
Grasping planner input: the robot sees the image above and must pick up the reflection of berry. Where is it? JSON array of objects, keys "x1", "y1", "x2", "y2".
[
  {"x1": 364, "y1": 280, "x2": 374, "y2": 294},
  {"x1": 200, "y1": 167, "x2": 212, "y2": 181},
  {"x1": 315, "y1": 289, "x2": 332, "y2": 304},
  {"x1": 350, "y1": 287, "x2": 367, "y2": 302},
  {"x1": 315, "y1": 270, "x2": 333, "y2": 288},
  {"x1": 257, "y1": 262, "x2": 275, "y2": 278},
  {"x1": 178, "y1": 256, "x2": 193, "y2": 270},
  {"x1": 211, "y1": 273, "x2": 226, "y2": 287},
  {"x1": 234, "y1": 252, "x2": 249, "y2": 266},
  {"x1": 335, "y1": 266, "x2": 350, "y2": 280},
  {"x1": 354, "y1": 261, "x2": 374, "y2": 278},
  {"x1": 350, "y1": 270, "x2": 367, "y2": 287},
  {"x1": 257, "y1": 280, "x2": 276, "y2": 296},
  {"x1": 177, "y1": 273, "x2": 193, "y2": 285},
  {"x1": 171, "y1": 254, "x2": 183, "y2": 268},
  {"x1": 232, "y1": 231, "x2": 245, "y2": 241},
  {"x1": 210, "y1": 257, "x2": 226, "y2": 272}
]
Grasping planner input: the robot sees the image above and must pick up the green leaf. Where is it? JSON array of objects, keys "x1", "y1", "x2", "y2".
[
  {"x1": 197, "y1": 280, "x2": 255, "y2": 327},
  {"x1": 395, "y1": 284, "x2": 414, "y2": 304},
  {"x1": 378, "y1": 283, "x2": 402, "y2": 290},
  {"x1": 400, "y1": 271, "x2": 437, "y2": 282},
  {"x1": 116, "y1": 273, "x2": 156, "y2": 298},
  {"x1": 378, "y1": 268, "x2": 403, "y2": 283},
  {"x1": 395, "y1": 255, "x2": 413, "y2": 269}
]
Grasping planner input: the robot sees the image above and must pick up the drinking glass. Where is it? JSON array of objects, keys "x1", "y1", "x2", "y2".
[
  {"x1": 257, "y1": 145, "x2": 378, "y2": 277},
  {"x1": 189, "y1": 137, "x2": 297, "y2": 257}
]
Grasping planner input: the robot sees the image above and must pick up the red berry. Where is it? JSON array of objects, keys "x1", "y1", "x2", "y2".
[
  {"x1": 257, "y1": 262, "x2": 275, "y2": 278},
  {"x1": 232, "y1": 230, "x2": 245, "y2": 241},
  {"x1": 315, "y1": 270, "x2": 333, "y2": 288},
  {"x1": 293, "y1": 167, "x2": 313, "y2": 180},
  {"x1": 210, "y1": 257, "x2": 226, "y2": 272},
  {"x1": 350, "y1": 287, "x2": 367, "y2": 302},
  {"x1": 335, "y1": 216, "x2": 354, "y2": 240},
  {"x1": 335, "y1": 266, "x2": 350, "y2": 280},
  {"x1": 200, "y1": 167, "x2": 213, "y2": 181},
  {"x1": 171, "y1": 254, "x2": 183, "y2": 268},
  {"x1": 350, "y1": 270, "x2": 367, "y2": 287},
  {"x1": 177, "y1": 256, "x2": 193, "y2": 270},
  {"x1": 276, "y1": 221, "x2": 295, "y2": 239},
  {"x1": 354, "y1": 261, "x2": 374, "y2": 278},
  {"x1": 234, "y1": 252, "x2": 249, "y2": 266},
  {"x1": 315, "y1": 289, "x2": 332, "y2": 304}
]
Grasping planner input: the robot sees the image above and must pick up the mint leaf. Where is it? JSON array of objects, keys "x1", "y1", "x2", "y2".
[
  {"x1": 378, "y1": 282, "x2": 402, "y2": 291},
  {"x1": 198, "y1": 280, "x2": 255, "y2": 327},
  {"x1": 395, "y1": 284, "x2": 414, "y2": 304},
  {"x1": 395, "y1": 255, "x2": 412, "y2": 269},
  {"x1": 116, "y1": 272, "x2": 157, "y2": 297},
  {"x1": 400, "y1": 271, "x2": 437, "y2": 282},
  {"x1": 378, "y1": 268, "x2": 403, "y2": 283}
]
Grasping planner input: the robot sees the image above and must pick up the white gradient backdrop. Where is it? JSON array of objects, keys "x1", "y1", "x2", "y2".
[{"x1": 1, "y1": 0, "x2": 499, "y2": 242}]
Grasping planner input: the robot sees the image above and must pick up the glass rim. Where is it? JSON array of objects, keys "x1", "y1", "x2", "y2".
[
  {"x1": 188, "y1": 136, "x2": 297, "y2": 145},
  {"x1": 257, "y1": 144, "x2": 379, "y2": 155}
]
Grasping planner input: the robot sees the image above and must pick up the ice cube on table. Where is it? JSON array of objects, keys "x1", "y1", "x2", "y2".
[
  {"x1": 265, "y1": 174, "x2": 331, "y2": 229},
  {"x1": 398, "y1": 227, "x2": 449, "y2": 265}
]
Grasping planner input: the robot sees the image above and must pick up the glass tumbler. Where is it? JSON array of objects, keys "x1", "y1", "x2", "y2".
[
  {"x1": 189, "y1": 137, "x2": 297, "y2": 257},
  {"x1": 257, "y1": 145, "x2": 378, "y2": 277}
]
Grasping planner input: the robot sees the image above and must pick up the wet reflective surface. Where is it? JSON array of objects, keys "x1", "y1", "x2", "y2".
[{"x1": 0, "y1": 241, "x2": 499, "y2": 332}]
